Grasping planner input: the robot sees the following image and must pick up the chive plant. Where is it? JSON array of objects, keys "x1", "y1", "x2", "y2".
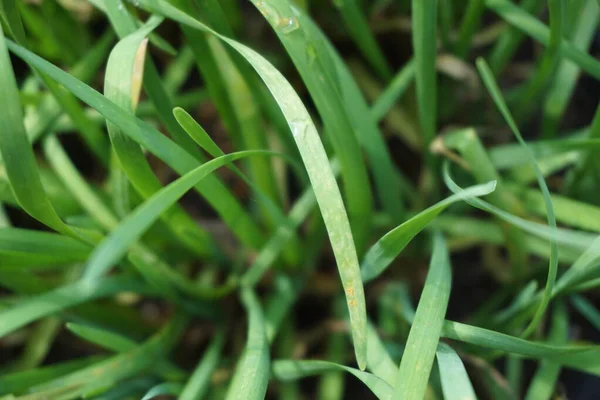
[{"x1": 1, "y1": 0, "x2": 600, "y2": 398}]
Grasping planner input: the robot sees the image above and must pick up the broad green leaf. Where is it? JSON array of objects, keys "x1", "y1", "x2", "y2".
[
  {"x1": 133, "y1": 0, "x2": 368, "y2": 369},
  {"x1": 225, "y1": 288, "x2": 270, "y2": 400},
  {"x1": 361, "y1": 181, "x2": 496, "y2": 283},
  {"x1": 395, "y1": 233, "x2": 451, "y2": 400},
  {"x1": 273, "y1": 360, "x2": 394, "y2": 400},
  {"x1": 436, "y1": 343, "x2": 477, "y2": 400}
]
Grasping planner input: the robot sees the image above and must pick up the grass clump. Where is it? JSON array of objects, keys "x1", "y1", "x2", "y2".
[{"x1": 1, "y1": 0, "x2": 600, "y2": 399}]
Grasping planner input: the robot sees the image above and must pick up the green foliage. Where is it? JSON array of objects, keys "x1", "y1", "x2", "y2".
[{"x1": 1, "y1": 0, "x2": 600, "y2": 398}]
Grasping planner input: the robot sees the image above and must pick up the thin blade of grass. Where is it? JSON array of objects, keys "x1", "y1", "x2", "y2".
[
  {"x1": 103, "y1": 14, "x2": 214, "y2": 257},
  {"x1": 273, "y1": 360, "x2": 394, "y2": 400},
  {"x1": 141, "y1": 383, "x2": 183, "y2": 400},
  {"x1": 81, "y1": 150, "x2": 279, "y2": 284},
  {"x1": 524, "y1": 300, "x2": 568, "y2": 400},
  {"x1": 0, "y1": 228, "x2": 90, "y2": 269},
  {"x1": 485, "y1": 0, "x2": 600, "y2": 79},
  {"x1": 225, "y1": 288, "x2": 270, "y2": 400},
  {"x1": 333, "y1": 0, "x2": 392, "y2": 79},
  {"x1": 134, "y1": 0, "x2": 369, "y2": 369},
  {"x1": 361, "y1": 181, "x2": 496, "y2": 283},
  {"x1": 477, "y1": 58, "x2": 558, "y2": 337},
  {"x1": 179, "y1": 330, "x2": 226, "y2": 400},
  {"x1": 395, "y1": 233, "x2": 451, "y2": 400},
  {"x1": 436, "y1": 343, "x2": 477, "y2": 400},
  {"x1": 6, "y1": 39, "x2": 266, "y2": 251}
]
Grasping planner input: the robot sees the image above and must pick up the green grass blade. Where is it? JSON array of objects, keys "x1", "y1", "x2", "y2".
[
  {"x1": 524, "y1": 301, "x2": 568, "y2": 400},
  {"x1": 103, "y1": 14, "x2": 214, "y2": 257},
  {"x1": 455, "y1": 0, "x2": 485, "y2": 58},
  {"x1": 225, "y1": 288, "x2": 270, "y2": 400},
  {"x1": 0, "y1": 0, "x2": 26, "y2": 43},
  {"x1": 476, "y1": 58, "x2": 558, "y2": 337},
  {"x1": 0, "y1": 274, "x2": 153, "y2": 338},
  {"x1": 436, "y1": 343, "x2": 477, "y2": 400},
  {"x1": 542, "y1": 0, "x2": 599, "y2": 136},
  {"x1": 395, "y1": 233, "x2": 451, "y2": 400},
  {"x1": 571, "y1": 295, "x2": 600, "y2": 331},
  {"x1": 43, "y1": 135, "x2": 118, "y2": 231},
  {"x1": 6, "y1": 38, "x2": 265, "y2": 251},
  {"x1": 81, "y1": 150, "x2": 279, "y2": 284},
  {"x1": 250, "y1": 0, "x2": 374, "y2": 253},
  {"x1": 273, "y1": 360, "x2": 394, "y2": 400},
  {"x1": 361, "y1": 181, "x2": 496, "y2": 283},
  {"x1": 334, "y1": 0, "x2": 392, "y2": 79},
  {"x1": 141, "y1": 383, "x2": 183, "y2": 400},
  {"x1": 412, "y1": 0, "x2": 438, "y2": 162},
  {"x1": 0, "y1": 357, "x2": 104, "y2": 396},
  {"x1": 30, "y1": 316, "x2": 186, "y2": 398},
  {"x1": 0, "y1": 228, "x2": 90, "y2": 269},
  {"x1": 179, "y1": 330, "x2": 226, "y2": 400},
  {"x1": 0, "y1": 24, "x2": 80, "y2": 238},
  {"x1": 133, "y1": 0, "x2": 369, "y2": 369},
  {"x1": 485, "y1": 0, "x2": 600, "y2": 79},
  {"x1": 366, "y1": 322, "x2": 397, "y2": 387},
  {"x1": 371, "y1": 60, "x2": 415, "y2": 122},
  {"x1": 488, "y1": 0, "x2": 544, "y2": 75}
]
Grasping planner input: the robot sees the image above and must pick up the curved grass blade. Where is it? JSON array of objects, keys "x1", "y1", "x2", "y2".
[
  {"x1": 513, "y1": 0, "x2": 565, "y2": 121},
  {"x1": 485, "y1": 0, "x2": 600, "y2": 79},
  {"x1": 395, "y1": 233, "x2": 451, "y2": 400},
  {"x1": 0, "y1": 228, "x2": 91, "y2": 269},
  {"x1": 81, "y1": 150, "x2": 279, "y2": 285},
  {"x1": 134, "y1": 0, "x2": 369, "y2": 369},
  {"x1": 225, "y1": 288, "x2": 270, "y2": 400},
  {"x1": 273, "y1": 360, "x2": 394, "y2": 400},
  {"x1": 487, "y1": 0, "x2": 544, "y2": 75},
  {"x1": 371, "y1": 60, "x2": 415, "y2": 122},
  {"x1": 30, "y1": 316, "x2": 187, "y2": 398},
  {"x1": 174, "y1": 106, "x2": 303, "y2": 265},
  {"x1": 5, "y1": 39, "x2": 266, "y2": 251},
  {"x1": 0, "y1": 24, "x2": 88, "y2": 240},
  {"x1": 104, "y1": 14, "x2": 214, "y2": 257},
  {"x1": 333, "y1": 0, "x2": 392, "y2": 80},
  {"x1": 524, "y1": 300, "x2": 568, "y2": 400},
  {"x1": 366, "y1": 323, "x2": 397, "y2": 387},
  {"x1": 250, "y1": 0, "x2": 374, "y2": 253},
  {"x1": 179, "y1": 330, "x2": 226, "y2": 400},
  {"x1": 0, "y1": 357, "x2": 104, "y2": 396},
  {"x1": 542, "y1": 0, "x2": 599, "y2": 136},
  {"x1": 0, "y1": 274, "x2": 153, "y2": 338},
  {"x1": 436, "y1": 343, "x2": 477, "y2": 400},
  {"x1": 43, "y1": 135, "x2": 118, "y2": 231},
  {"x1": 361, "y1": 181, "x2": 496, "y2": 283},
  {"x1": 141, "y1": 383, "x2": 183, "y2": 400},
  {"x1": 477, "y1": 58, "x2": 558, "y2": 337}
]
